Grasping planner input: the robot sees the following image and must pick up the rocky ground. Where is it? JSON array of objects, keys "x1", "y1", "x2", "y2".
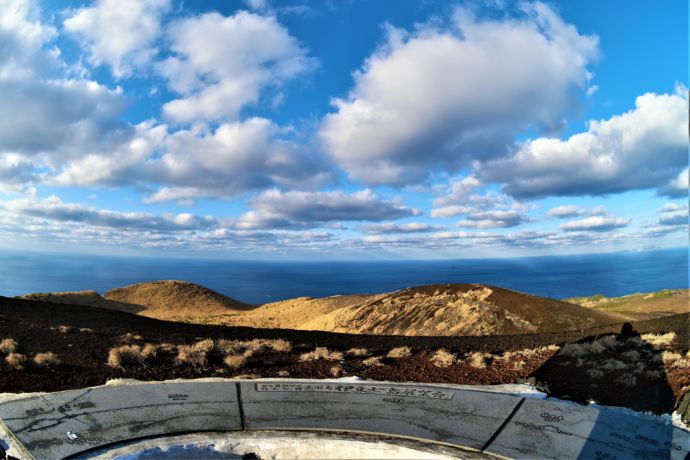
[{"x1": 0, "y1": 295, "x2": 687, "y2": 420}]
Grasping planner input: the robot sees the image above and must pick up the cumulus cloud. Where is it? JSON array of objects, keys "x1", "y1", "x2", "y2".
[
  {"x1": 1, "y1": 194, "x2": 217, "y2": 231},
  {"x1": 50, "y1": 118, "x2": 332, "y2": 203},
  {"x1": 319, "y1": 2, "x2": 598, "y2": 186},
  {"x1": 63, "y1": 0, "x2": 170, "y2": 78},
  {"x1": 159, "y1": 11, "x2": 314, "y2": 123},
  {"x1": 362, "y1": 222, "x2": 444, "y2": 234},
  {"x1": 480, "y1": 88, "x2": 689, "y2": 198},
  {"x1": 560, "y1": 215, "x2": 630, "y2": 232},
  {"x1": 658, "y1": 167, "x2": 689, "y2": 198},
  {"x1": 657, "y1": 203, "x2": 688, "y2": 226},
  {"x1": 236, "y1": 189, "x2": 419, "y2": 229},
  {"x1": 456, "y1": 210, "x2": 528, "y2": 229},
  {"x1": 0, "y1": 0, "x2": 133, "y2": 190},
  {"x1": 547, "y1": 205, "x2": 606, "y2": 218}
]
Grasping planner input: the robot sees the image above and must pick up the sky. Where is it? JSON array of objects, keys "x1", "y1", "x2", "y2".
[{"x1": 0, "y1": 0, "x2": 687, "y2": 260}]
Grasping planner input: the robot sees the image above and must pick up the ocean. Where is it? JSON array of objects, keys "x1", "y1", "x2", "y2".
[{"x1": 0, "y1": 247, "x2": 687, "y2": 304}]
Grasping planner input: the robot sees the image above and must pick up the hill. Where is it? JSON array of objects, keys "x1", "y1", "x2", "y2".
[
  {"x1": 16, "y1": 290, "x2": 144, "y2": 315},
  {"x1": 297, "y1": 284, "x2": 619, "y2": 336},
  {"x1": 565, "y1": 289, "x2": 689, "y2": 321},
  {"x1": 102, "y1": 280, "x2": 252, "y2": 320}
]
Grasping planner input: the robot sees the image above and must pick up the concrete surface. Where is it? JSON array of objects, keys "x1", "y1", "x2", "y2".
[
  {"x1": 0, "y1": 381, "x2": 241, "y2": 459},
  {"x1": 0, "y1": 378, "x2": 688, "y2": 459},
  {"x1": 240, "y1": 381, "x2": 519, "y2": 451},
  {"x1": 78, "y1": 430, "x2": 485, "y2": 459}
]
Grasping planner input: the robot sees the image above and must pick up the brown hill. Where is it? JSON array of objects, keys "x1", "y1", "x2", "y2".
[
  {"x1": 298, "y1": 284, "x2": 620, "y2": 336},
  {"x1": 102, "y1": 280, "x2": 251, "y2": 320},
  {"x1": 16, "y1": 291, "x2": 143, "y2": 315}
]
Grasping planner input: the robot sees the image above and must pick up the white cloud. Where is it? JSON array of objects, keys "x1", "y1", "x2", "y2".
[
  {"x1": 319, "y1": 2, "x2": 598, "y2": 186},
  {"x1": 547, "y1": 205, "x2": 606, "y2": 218},
  {"x1": 657, "y1": 203, "x2": 688, "y2": 226},
  {"x1": 363, "y1": 222, "x2": 444, "y2": 234},
  {"x1": 159, "y1": 11, "x2": 314, "y2": 123},
  {"x1": 51, "y1": 118, "x2": 332, "y2": 203},
  {"x1": 658, "y1": 167, "x2": 689, "y2": 198},
  {"x1": 0, "y1": 0, "x2": 134, "y2": 191},
  {"x1": 456, "y1": 209, "x2": 528, "y2": 229},
  {"x1": 236, "y1": 189, "x2": 419, "y2": 229},
  {"x1": 560, "y1": 215, "x2": 630, "y2": 232},
  {"x1": 1, "y1": 194, "x2": 217, "y2": 231},
  {"x1": 64, "y1": 0, "x2": 170, "y2": 78},
  {"x1": 480, "y1": 88, "x2": 688, "y2": 198}
]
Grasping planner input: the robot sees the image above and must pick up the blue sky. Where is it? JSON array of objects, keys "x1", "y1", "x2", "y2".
[{"x1": 0, "y1": 0, "x2": 687, "y2": 259}]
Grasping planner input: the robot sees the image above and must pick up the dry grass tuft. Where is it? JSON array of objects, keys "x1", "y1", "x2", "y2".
[
  {"x1": 79, "y1": 327, "x2": 94, "y2": 333},
  {"x1": 277, "y1": 370, "x2": 290, "y2": 377},
  {"x1": 299, "y1": 347, "x2": 343, "y2": 362},
  {"x1": 141, "y1": 343, "x2": 159, "y2": 358},
  {"x1": 0, "y1": 338, "x2": 17, "y2": 354},
  {"x1": 120, "y1": 333, "x2": 143, "y2": 343},
  {"x1": 346, "y1": 347, "x2": 369, "y2": 357},
  {"x1": 362, "y1": 356, "x2": 383, "y2": 367},
  {"x1": 224, "y1": 354, "x2": 247, "y2": 370},
  {"x1": 468, "y1": 352, "x2": 491, "y2": 369},
  {"x1": 33, "y1": 352, "x2": 60, "y2": 367},
  {"x1": 330, "y1": 365, "x2": 343, "y2": 377},
  {"x1": 430, "y1": 349, "x2": 456, "y2": 368},
  {"x1": 191, "y1": 339, "x2": 215, "y2": 353},
  {"x1": 176, "y1": 345, "x2": 208, "y2": 368},
  {"x1": 6, "y1": 353, "x2": 27, "y2": 369},
  {"x1": 587, "y1": 369, "x2": 604, "y2": 379},
  {"x1": 216, "y1": 339, "x2": 292, "y2": 358},
  {"x1": 57, "y1": 325, "x2": 74, "y2": 334},
  {"x1": 615, "y1": 374, "x2": 637, "y2": 387},
  {"x1": 107, "y1": 345, "x2": 143, "y2": 368},
  {"x1": 387, "y1": 346, "x2": 412, "y2": 359},
  {"x1": 641, "y1": 332, "x2": 676, "y2": 349}
]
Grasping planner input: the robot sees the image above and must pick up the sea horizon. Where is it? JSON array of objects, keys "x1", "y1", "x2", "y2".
[{"x1": 1, "y1": 246, "x2": 686, "y2": 305}]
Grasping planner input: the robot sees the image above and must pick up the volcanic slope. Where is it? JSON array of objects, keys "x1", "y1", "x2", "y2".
[
  {"x1": 17, "y1": 291, "x2": 144, "y2": 315},
  {"x1": 297, "y1": 284, "x2": 620, "y2": 336},
  {"x1": 565, "y1": 289, "x2": 690, "y2": 321},
  {"x1": 102, "y1": 280, "x2": 252, "y2": 320}
]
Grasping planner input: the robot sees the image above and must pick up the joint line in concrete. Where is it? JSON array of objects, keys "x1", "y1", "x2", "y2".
[
  {"x1": 480, "y1": 397, "x2": 525, "y2": 453},
  {"x1": 236, "y1": 382, "x2": 246, "y2": 431}
]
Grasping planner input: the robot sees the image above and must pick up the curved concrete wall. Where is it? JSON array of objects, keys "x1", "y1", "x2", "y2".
[{"x1": 0, "y1": 379, "x2": 688, "y2": 459}]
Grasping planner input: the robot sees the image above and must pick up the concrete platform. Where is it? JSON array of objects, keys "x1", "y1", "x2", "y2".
[{"x1": 0, "y1": 379, "x2": 688, "y2": 459}]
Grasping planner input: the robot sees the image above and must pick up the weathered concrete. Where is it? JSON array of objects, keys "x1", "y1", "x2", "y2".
[
  {"x1": 0, "y1": 381, "x2": 241, "y2": 459},
  {"x1": 0, "y1": 379, "x2": 688, "y2": 459},
  {"x1": 485, "y1": 397, "x2": 690, "y2": 460},
  {"x1": 79, "y1": 430, "x2": 486, "y2": 459},
  {"x1": 240, "y1": 380, "x2": 522, "y2": 452}
]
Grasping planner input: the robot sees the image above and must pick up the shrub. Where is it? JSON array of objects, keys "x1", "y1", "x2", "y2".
[
  {"x1": 57, "y1": 325, "x2": 74, "y2": 334},
  {"x1": 224, "y1": 354, "x2": 247, "y2": 370},
  {"x1": 0, "y1": 338, "x2": 17, "y2": 354},
  {"x1": 299, "y1": 347, "x2": 343, "y2": 362},
  {"x1": 430, "y1": 349, "x2": 455, "y2": 368},
  {"x1": 641, "y1": 332, "x2": 676, "y2": 349},
  {"x1": 468, "y1": 352, "x2": 491, "y2": 369},
  {"x1": 176, "y1": 345, "x2": 208, "y2": 368},
  {"x1": 386, "y1": 346, "x2": 412, "y2": 359},
  {"x1": 192, "y1": 339, "x2": 214, "y2": 353},
  {"x1": 362, "y1": 356, "x2": 383, "y2": 367},
  {"x1": 141, "y1": 343, "x2": 159, "y2": 358},
  {"x1": 33, "y1": 352, "x2": 60, "y2": 368},
  {"x1": 345, "y1": 347, "x2": 369, "y2": 357},
  {"x1": 6, "y1": 353, "x2": 27, "y2": 369},
  {"x1": 107, "y1": 345, "x2": 143, "y2": 368}
]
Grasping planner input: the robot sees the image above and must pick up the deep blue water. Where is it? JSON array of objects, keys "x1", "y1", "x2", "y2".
[{"x1": 0, "y1": 247, "x2": 687, "y2": 304}]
